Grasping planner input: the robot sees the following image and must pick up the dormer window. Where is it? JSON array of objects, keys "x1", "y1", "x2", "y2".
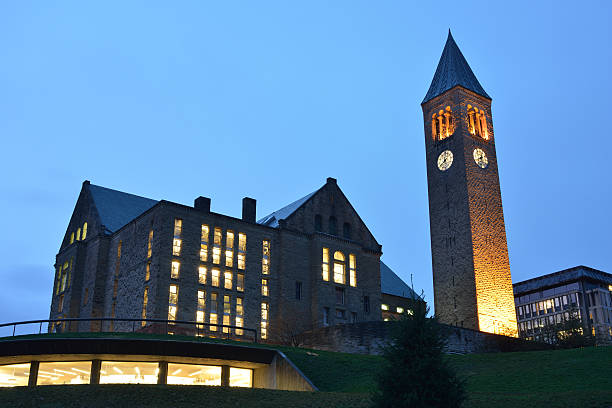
[
  {"x1": 431, "y1": 106, "x2": 454, "y2": 141},
  {"x1": 467, "y1": 105, "x2": 489, "y2": 140}
]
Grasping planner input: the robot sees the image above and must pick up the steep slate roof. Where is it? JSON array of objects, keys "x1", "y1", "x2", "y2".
[
  {"x1": 89, "y1": 184, "x2": 158, "y2": 234},
  {"x1": 257, "y1": 190, "x2": 319, "y2": 228},
  {"x1": 381, "y1": 261, "x2": 422, "y2": 300},
  {"x1": 422, "y1": 30, "x2": 490, "y2": 104}
]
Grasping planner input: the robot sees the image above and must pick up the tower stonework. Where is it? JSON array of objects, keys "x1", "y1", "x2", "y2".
[{"x1": 422, "y1": 32, "x2": 517, "y2": 336}]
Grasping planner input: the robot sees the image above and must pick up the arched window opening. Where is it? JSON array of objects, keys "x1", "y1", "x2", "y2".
[
  {"x1": 343, "y1": 222, "x2": 352, "y2": 240},
  {"x1": 431, "y1": 106, "x2": 454, "y2": 141},
  {"x1": 329, "y1": 216, "x2": 337, "y2": 236},
  {"x1": 467, "y1": 105, "x2": 489, "y2": 140},
  {"x1": 314, "y1": 215, "x2": 322, "y2": 232},
  {"x1": 333, "y1": 251, "x2": 345, "y2": 284}
]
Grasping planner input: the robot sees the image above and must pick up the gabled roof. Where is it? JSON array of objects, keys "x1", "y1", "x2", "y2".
[
  {"x1": 257, "y1": 190, "x2": 319, "y2": 228},
  {"x1": 380, "y1": 261, "x2": 422, "y2": 300},
  {"x1": 88, "y1": 184, "x2": 158, "y2": 234},
  {"x1": 422, "y1": 30, "x2": 490, "y2": 104}
]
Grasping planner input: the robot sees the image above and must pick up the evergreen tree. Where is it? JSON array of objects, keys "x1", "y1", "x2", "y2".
[{"x1": 373, "y1": 300, "x2": 466, "y2": 408}]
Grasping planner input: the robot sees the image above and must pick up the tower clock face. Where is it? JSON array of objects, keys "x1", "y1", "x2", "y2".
[
  {"x1": 473, "y1": 148, "x2": 488, "y2": 168},
  {"x1": 437, "y1": 150, "x2": 453, "y2": 171}
]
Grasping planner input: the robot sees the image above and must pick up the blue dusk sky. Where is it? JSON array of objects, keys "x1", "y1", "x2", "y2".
[{"x1": 0, "y1": 1, "x2": 610, "y2": 326}]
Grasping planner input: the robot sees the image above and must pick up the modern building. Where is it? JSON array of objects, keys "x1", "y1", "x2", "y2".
[
  {"x1": 49, "y1": 177, "x2": 420, "y2": 342},
  {"x1": 513, "y1": 266, "x2": 612, "y2": 344},
  {"x1": 421, "y1": 31, "x2": 517, "y2": 336}
]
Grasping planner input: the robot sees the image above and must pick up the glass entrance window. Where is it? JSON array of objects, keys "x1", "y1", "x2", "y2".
[
  {"x1": 100, "y1": 361, "x2": 159, "y2": 384},
  {"x1": 37, "y1": 361, "x2": 91, "y2": 385},
  {"x1": 167, "y1": 363, "x2": 222, "y2": 386},
  {"x1": 0, "y1": 363, "x2": 30, "y2": 387},
  {"x1": 229, "y1": 367, "x2": 252, "y2": 387}
]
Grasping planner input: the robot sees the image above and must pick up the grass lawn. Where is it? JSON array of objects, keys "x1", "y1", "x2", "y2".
[{"x1": 1, "y1": 333, "x2": 611, "y2": 407}]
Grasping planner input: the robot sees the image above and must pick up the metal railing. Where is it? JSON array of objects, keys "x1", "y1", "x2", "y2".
[{"x1": 0, "y1": 317, "x2": 258, "y2": 343}]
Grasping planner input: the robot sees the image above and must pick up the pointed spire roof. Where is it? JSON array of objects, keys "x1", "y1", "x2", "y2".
[{"x1": 422, "y1": 30, "x2": 490, "y2": 104}]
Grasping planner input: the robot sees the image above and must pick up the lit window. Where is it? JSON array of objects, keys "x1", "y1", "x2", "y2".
[
  {"x1": 0, "y1": 363, "x2": 30, "y2": 387},
  {"x1": 198, "y1": 266, "x2": 207, "y2": 285},
  {"x1": 262, "y1": 279, "x2": 269, "y2": 297},
  {"x1": 322, "y1": 248, "x2": 329, "y2": 281},
  {"x1": 229, "y1": 367, "x2": 252, "y2": 388},
  {"x1": 173, "y1": 238, "x2": 182, "y2": 257},
  {"x1": 172, "y1": 219, "x2": 182, "y2": 256},
  {"x1": 226, "y1": 231, "x2": 234, "y2": 249},
  {"x1": 223, "y1": 295, "x2": 231, "y2": 333},
  {"x1": 76, "y1": 227, "x2": 81, "y2": 241},
  {"x1": 70, "y1": 232, "x2": 74, "y2": 244},
  {"x1": 58, "y1": 294, "x2": 64, "y2": 313},
  {"x1": 225, "y1": 229, "x2": 235, "y2": 267},
  {"x1": 225, "y1": 249, "x2": 234, "y2": 267},
  {"x1": 82, "y1": 222, "x2": 88, "y2": 240},
  {"x1": 141, "y1": 287, "x2": 148, "y2": 326},
  {"x1": 224, "y1": 271, "x2": 233, "y2": 290},
  {"x1": 238, "y1": 233, "x2": 246, "y2": 270},
  {"x1": 261, "y1": 302, "x2": 269, "y2": 339},
  {"x1": 236, "y1": 297, "x2": 244, "y2": 316},
  {"x1": 200, "y1": 225, "x2": 209, "y2": 262},
  {"x1": 173, "y1": 218, "x2": 182, "y2": 236},
  {"x1": 466, "y1": 105, "x2": 488, "y2": 140},
  {"x1": 431, "y1": 106, "x2": 455, "y2": 141},
  {"x1": 171, "y1": 260, "x2": 180, "y2": 279},
  {"x1": 262, "y1": 240, "x2": 270, "y2": 274},
  {"x1": 197, "y1": 290, "x2": 206, "y2": 330},
  {"x1": 211, "y1": 269, "x2": 220, "y2": 287},
  {"x1": 145, "y1": 261, "x2": 151, "y2": 281},
  {"x1": 349, "y1": 254, "x2": 356, "y2": 287},
  {"x1": 213, "y1": 228, "x2": 222, "y2": 264},
  {"x1": 168, "y1": 285, "x2": 178, "y2": 321},
  {"x1": 381, "y1": 304, "x2": 389, "y2": 311},
  {"x1": 99, "y1": 361, "x2": 158, "y2": 384},
  {"x1": 237, "y1": 254, "x2": 245, "y2": 270},
  {"x1": 37, "y1": 361, "x2": 91, "y2": 385},
  {"x1": 212, "y1": 247, "x2": 221, "y2": 264},
  {"x1": 147, "y1": 230, "x2": 153, "y2": 259},
  {"x1": 396, "y1": 307, "x2": 404, "y2": 314},
  {"x1": 236, "y1": 273, "x2": 244, "y2": 292},
  {"x1": 333, "y1": 251, "x2": 345, "y2": 284},
  {"x1": 167, "y1": 363, "x2": 221, "y2": 386},
  {"x1": 214, "y1": 228, "x2": 222, "y2": 245},
  {"x1": 210, "y1": 293, "x2": 218, "y2": 331}
]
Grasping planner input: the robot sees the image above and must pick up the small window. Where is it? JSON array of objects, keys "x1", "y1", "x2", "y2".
[
  {"x1": 323, "y1": 307, "x2": 329, "y2": 326},
  {"x1": 381, "y1": 304, "x2": 389, "y2": 311},
  {"x1": 335, "y1": 309, "x2": 346, "y2": 319},
  {"x1": 314, "y1": 215, "x2": 322, "y2": 232},
  {"x1": 343, "y1": 223, "x2": 351, "y2": 239},
  {"x1": 211, "y1": 269, "x2": 220, "y2": 287},
  {"x1": 261, "y1": 279, "x2": 269, "y2": 297},
  {"x1": 198, "y1": 266, "x2": 207, "y2": 284},
  {"x1": 82, "y1": 222, "x2": 88, "y2": 240},
  {"x1": 335, "y1": 287, "x2": 345, "y2": 305},
  {"x1": 363, "y1": 296, "x2": 370, "y2": 313},
  {"x1": 329, "y1": 216, "x2": 337, "y2": 235},
  {"x1": 224, "y1": 271, "x2": 233, "y2": 290},
  {"x1": 295, "y1": 281, "x2": 302, "y2": 300},
  {"x1": 322, "y1": 248, "x2": 330, "y2": 281},
  {"x1": 171, "y1": 260, "x2": 180, "y2": 279},
  {"x1": 396, "y1": 307, "x2": 404, "y2": 314},
  {"x1": 236, "y1": 273, "x2": 244, "y2": 292}
]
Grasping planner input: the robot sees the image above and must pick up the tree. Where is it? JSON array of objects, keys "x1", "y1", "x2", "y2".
[{"x1": 373, "y1": 299, "x2": 466, "y2": 408}]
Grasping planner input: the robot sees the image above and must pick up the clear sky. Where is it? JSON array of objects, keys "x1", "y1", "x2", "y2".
[{"x1": 0, "y1": 1, "x2": 611, "y2": 325}]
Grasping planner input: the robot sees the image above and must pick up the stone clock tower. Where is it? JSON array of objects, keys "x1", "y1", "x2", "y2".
[{"x1": 422, "y1": 31, "x2": 517, "y2": 336}]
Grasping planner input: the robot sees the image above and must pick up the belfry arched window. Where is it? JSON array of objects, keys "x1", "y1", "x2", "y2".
[
  {"x1": 333, "y1": 251, "x2": 345, "y2": 284},
  {"x1": 467, "y1": 105, "x2": 489, "y2": 140},
  {"x1": 431, "y1": 106, "x2": 454, "y2": 141}
]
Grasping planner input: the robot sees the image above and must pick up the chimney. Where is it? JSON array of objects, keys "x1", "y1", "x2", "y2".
[
  {"x1": 242, "y1": 197, "x2": 256, "y2": 223},
  {"x1": 194, "y1": 196, "x2": 211, "y2": 213},
  {"x1": 327, "y1": 177, "x2": 337, "y2": 185}
]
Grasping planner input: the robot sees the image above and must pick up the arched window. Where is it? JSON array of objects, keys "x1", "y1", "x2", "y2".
[
  {"x1": 343, "y1": 222, "x2": 351, "y2": 239},
  {"x1": 467, "y1": 105, "x2": 489, "y2": 140},
  {"x1": 329, "y1": 216, "x2": 337, "y2": 236},
  {"x1": 431, "y1": 106, "x2": 454, "y2": 141},
  {"x1": 314, "y1": 215, "x2": 322, "y2": 232},
  {"x1": 333, "y1": 251, "x2": 345, "y2": 284}
]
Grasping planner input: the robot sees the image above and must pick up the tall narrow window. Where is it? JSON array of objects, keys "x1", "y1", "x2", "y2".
[
  {"x1": 262, "y1": 240, "x2": 270, "y2": 275},
  {"x1": 236, "y1": 297, "x2": 244, "y2": 336},
  {"x1": 173, "y1": 219, "x2": 182, "y2": 256},
  {"x1": 329, "y1": 216, "x2": 337, "y2": 235},
  {"x1": 237, "y1": 233, "x2": 246, "y2": 270},
  {"x1": 333, "y1": 251, "x2": 345, "y2": 284},
  {"x1": 76, "y1": 227, "x2": 81, "y2": 241},
  {"x1": 58, "y1": 294, "x2": 64, "y2": 313},
  {"x1": 343, "y1": 223, "x2": 351, "y2": 239},
  {"x1": 196, "y1": 290, "x2": 206, "y2": 331},
  {"x1": 200, "y1": 225, "x2": 209, "y2": 262},
  {"x1": 212, "y1": 228, "x2": 222, "y2": 264},
  {"x1": 349, "y1": 254, "x2": 357, "y2": 287},
  {"x1": 211, "y1": 268, "x2": 220, "y2": 287},
  {"x1": 141, "y1": 287, "x2": 148, "y2": 326},
  {"x1": 225, "y1": 231, "x2": 234, "y2": 267},
  {"x1": 322, "y1": 248, "x2": 330, "y2": 281},
  {"x1": 236, "y1": 273, "x2": 244, "y2": 292},
  {"x1": 336, "y1": 287, "x2": 345, "y2": 304},
  {"x1": 147, "y1": 230, "x2": 154, "y2": 258},
  {"x1": 261, "y1": 279, "x2": 269, "y2": 297},
  {"x1": 210, "y1": 293, "x2": 218, "y2": 331},
  {"x1": 70, "y1": 232, "x2": 75, "y2": 244},
  {"x1": 261, "y1": 302, "x2": 269, "y2": 339},
  {"x1": 314, "y1": 215, "x2": 322, "y2": 232},
  {"x1": 295, "y1": 281, "x2": 302, "y2": 300},
  {"x1": 198, "y1": 266, "x2": 207, "y2": 284},
  {"x1": 145, "y1": 262, "x2": 151, "y2": 281},
  {"x1": 363, "y1": 296, "x2": 370, "y2": 313},
  {"x1": 223, "y1": 295, "x2": 231, "y2": 334},
  {"x1": 168, "y1": 285, "x2": 178, "y2": 321},
  {"x1": 323, "y1": 307, "x2": 329, "y2": 326},
  {"x1": 224, "y1": 271, "x2": 233, "y2": 290},
  {"x1": 82, "y1": 222, "x2": 88, "y2": 240},
  {"x1": 171, "y1": 260, "x2": 180, "y2": 279}
]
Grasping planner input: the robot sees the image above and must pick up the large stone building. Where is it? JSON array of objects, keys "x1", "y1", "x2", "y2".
[
  {"x1": 513, "y1": 266, "x2": 612, "y2": 344},
  {"x1": 49, "y1": 178, "x2": 420, "y2": 341},
  {"x1": 422, "y1": 31, "x2": 518, "y2": 336}
]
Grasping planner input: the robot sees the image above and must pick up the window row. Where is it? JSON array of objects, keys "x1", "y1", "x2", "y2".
[
  {"x1": 169, "y1": 263, "x2": 247, "y2": 292},
  {"x1": 518, "y1": 310, "x2": 581, "y2": 333},
  {"x1": 0, "y1": 361, "x2": 251, "y2": 388},
  {"x1": 516, "y1": 293, "x2": 579, "y2": 320},
  {"x1": 467, "y1": 105, "x2": 488, "y2": 140},
  {"x1": 68, "y1": 222, "x2": 88, "y2": 245},
  {"x1": 314, "y1": 215, "x2": 353, "y2": 240},
  {"x1": 322, "y1": 248, "x2": 356, "y2": 286},
  {"x1": 381, "y1": 304, "x2": 412, "y2": 314}
]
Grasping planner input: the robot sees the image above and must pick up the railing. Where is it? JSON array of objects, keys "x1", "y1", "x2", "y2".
[{"x1": 0, "y1": 317, "x2": 258, "y2": 343}]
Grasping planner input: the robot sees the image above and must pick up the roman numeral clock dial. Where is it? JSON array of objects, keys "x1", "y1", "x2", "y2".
[{"x1": 473, "y1": 148, "x2": 488, "y2": 169}]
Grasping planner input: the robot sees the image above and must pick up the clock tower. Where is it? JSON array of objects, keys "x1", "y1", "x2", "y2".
[{"x1": 422, "y1": 31, "x2": 517, "y2": 336}]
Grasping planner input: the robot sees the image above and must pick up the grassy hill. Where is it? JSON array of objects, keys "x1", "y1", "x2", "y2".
[{"x1": 1, "y1": 333, "x2": 610, "y2": 407}]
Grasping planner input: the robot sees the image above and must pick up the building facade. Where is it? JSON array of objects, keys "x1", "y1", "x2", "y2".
[
  {"x1": 513, "y1": 266, "x2": 612, "y2": 344},
  {"x1": 421, "y1": 31, "x2": 517, "y2": 336},
  {"x1": 49, "y1": 177, "x2": 419, "y2": 341}
]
